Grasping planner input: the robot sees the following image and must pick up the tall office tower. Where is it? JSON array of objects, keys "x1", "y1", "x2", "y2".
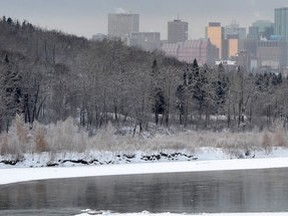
[
  {"x1": 227, "y1": 35, "x2": 239, "y2": 58},
  {"x1": 257, "y1": 40, "x2": 287, "y2": 70},
  {"x1": 224, "y1": 21, "x2": 246, "y2": 40},
  {"x1": 206, "y1": 22, "x2": 224, "y2": 59},
  {"x1": 248, "y1": 20, "x2": 274, "y2": 40},
  {"x1": 247, "y1": 26, "x2": 259, "y2": 40},
  {"x1": 224, "y1": 21, "x2": 245, "y2": 58},
  {"x1": 275, "y1": 8, "x2": 288, "y2": 40},
  {"x1": 239, "y1": 39, "x2": 257, "y2": 57},
  {"x1": 275, "y1": 8, "x2": 288, "y2": 67},
  {"x1": 108, "y1": 13, "x2": 139, "y2": 40},
  {"x1": 167, "y1": 19, "x2": 188, "y2": 43}
]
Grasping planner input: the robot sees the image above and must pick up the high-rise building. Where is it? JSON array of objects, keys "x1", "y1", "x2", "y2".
[
  {"x1": 239, "y1": 39, "x2": 257, "y2": 57},
  {"x1": 275, "y1": 8, "x2": 288, "y2": 67},
  {"x1": 223, "y1": 21, "x2": 245, "y2": 59},
  {"x1": 248, "y1": 20, "x2": 274, "y2": 40},
  {"x1": 129, "y1": 32, "x2": 161, "y2": 51},
  {"x1": 275, "y1": 8, "x2": 288, "y2": 41},
  {"x1": 257, "y1": 40, "x2": 287, "y2": 71},
  {"x1": 247, "y1": 26, "x2": 259, "y2": 40},
  {"x1": 167, "y1": 19, "x2": 188, "y2": 43},
  {"x1": 205, "y1": 22, "x2": 224, "y2": 59},
  {"x1": 253, "y1": 20, "x2": 274, "y2": 35},
  {"x1": 224, "y1": 21, "x2": 246, "y2": 40},
  {"x1": 108, "y1": 13, "x2": 139, "y2": 40},
  {"x1": 227, "y1": 35, "x2": 239, "y2": 58}
]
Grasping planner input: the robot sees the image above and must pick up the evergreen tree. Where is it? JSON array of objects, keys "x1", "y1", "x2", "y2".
[
  {"x1": 0, "y1": 54, "x2": 23, "y2": 131},
  {"x1": 151, "y1": 59, "x2": 165, "y2": 125},
  {"x1": 214, "y1": 63, "x2": 229, "y2": 114}
]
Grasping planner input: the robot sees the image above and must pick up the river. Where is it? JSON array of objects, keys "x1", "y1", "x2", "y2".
[{"x1": 0, "y1": 168, "x2": 288, "y2": 215}]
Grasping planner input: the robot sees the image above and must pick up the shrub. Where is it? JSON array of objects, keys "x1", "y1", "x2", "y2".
[
  {"x1": 0, "y1": 132, "x2": 9, "y2": 155},
  {"x1": 273, "y1": 121, "x2": 286, "y2": 147},
  {"x1": 262, "y1": 130, "x2": 272, "y2": 154},
  {"x1": 14, "y1": 114, "x2": 30, "y2": 145},
  {"x1": 34, "y1": 123, "x2": 48, "y2": 152}
]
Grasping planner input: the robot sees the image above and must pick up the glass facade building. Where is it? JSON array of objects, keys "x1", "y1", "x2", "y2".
[
  {"x1": 205, "y1": 22, "x2": 224, "y2": 59},
  {"x1": 275, "y1": 8, "x2": 288, "y2": 41},
  {"x1": 224, "y1": 21, "x2": 246, "y2": 40},
  {"x1": 274, "y1": 7, "x2": 288, "y2": 68}
]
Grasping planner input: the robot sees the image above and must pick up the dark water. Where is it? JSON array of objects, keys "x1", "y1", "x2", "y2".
[{"x1": 1, "y1": 168, "x2": 288, "y2": 215}]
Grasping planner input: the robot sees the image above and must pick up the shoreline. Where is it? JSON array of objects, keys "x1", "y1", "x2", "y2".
[
  {"x1": 1, "y1": 157, "x2": 288, "y2": 185},
  {"x1": 76, "y1": 212, "x2": 288, "y2": 216}
]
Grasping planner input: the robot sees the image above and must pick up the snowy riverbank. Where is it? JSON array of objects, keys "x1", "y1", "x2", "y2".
[
  {"x1": 1, "y1": 156, "x2": 288, "y2": 185},
  {"x1": 76, "y1": 210, "x2": 288, "y2": 216},
  {"x1": 76, "y1": 211, "x2": 288, "y2": 216},
  {"x1": 1, "y1": 147, "x2": 288, "y2": 185},
  {"x1": 2, "y1": 150, "x2": 288, "y2": 216},
  {"x1": 2, "y1": 147, "x2": 288, "y2": 168}
]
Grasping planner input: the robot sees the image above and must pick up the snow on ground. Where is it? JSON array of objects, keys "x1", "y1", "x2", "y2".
[
  {"x1": 2, "y1": 147, "x2": 288, "y2": 168},
  {"x1": 1, "y1": 147, "x2": 288, "y2": 185},
  {"x1": 75, "y1": 209, "x2": 288, "y2": 216},
  {"x1": 1, "y1": 157, "x2": 288, "y2": 185},
  {"x1": 2, "y1": 149, "x2": 288, "y2": 215},
  {"x1": 76, "y1": 213, "x2": 288, "y2": 216}
]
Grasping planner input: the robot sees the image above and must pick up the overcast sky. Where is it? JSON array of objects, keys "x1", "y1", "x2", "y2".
[{"x1": 0, "y1": 0, "x2": 288, "y2": 40}]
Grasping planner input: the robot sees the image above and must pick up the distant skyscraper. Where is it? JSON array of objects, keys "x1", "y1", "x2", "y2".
[
  {"x1": 227, "y1": 35, "x2": 239, "y2": 58},
  {"x1": 206, "y1": 22, "x2": 224, "y2": 59},
  {"x1": 253, "y1": 20, "x2": 274, "y2": 34},
  {"x1": 108, "y1": 13, "x2": 139, "y2": 40},
  {"x1": 257, "y1": 40, "x2": 287, "y2": 70},
  {"x1": 224, "y1": 21, "x2": 245, "y2": 58},
  {"x1": 239, "y1": 39, "x2": 257, "y2": 57},
  {"x1": 167, "y1": 19, "x2": 188, "y2": 43},
  {"x1": 275, "y1": 8, "x2": 288, "y2": 67},
  {"x1": 224, "y1": 21, "x2": 246, "y2": 40},
  {"x1": 275, "y1": 8, "x2": 288, "y2": 41},
  {"x1": 247, "y1": 26, "x2": 259, "y2": 40},
  {"x1": 248, "y1": 20, "x2": 274, "y2": 40}
]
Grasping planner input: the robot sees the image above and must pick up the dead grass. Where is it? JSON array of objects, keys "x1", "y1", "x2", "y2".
[
  {"x1": 0, "y1": 132, "x2": 9, "y2": 155},
  {"x1": 34, "y1": 124, "x2": 48, "y2": 152},
  {"x1": 1, "y1": 116, "x2": 288, "y2": 157}
]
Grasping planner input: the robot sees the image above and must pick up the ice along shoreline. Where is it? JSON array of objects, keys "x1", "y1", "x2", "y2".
[{"x1": 1, "y1": 157, "x2": 288, "y2": 185}]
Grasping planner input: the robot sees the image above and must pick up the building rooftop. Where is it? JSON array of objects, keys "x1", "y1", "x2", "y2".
[{"x1": 209, "y1": 22, "x2": 221, "y2": 27}]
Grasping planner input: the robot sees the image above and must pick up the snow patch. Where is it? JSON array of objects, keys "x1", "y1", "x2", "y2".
[
  {"x1": 2, "y1": 147, "x2": 288, "y2": 168},
  {"x1": 75, "y1": 209, "x2": 288, "y2": 216},
  {"x1": 1, "y1": 157, "x2": 288, "y2": 185}
]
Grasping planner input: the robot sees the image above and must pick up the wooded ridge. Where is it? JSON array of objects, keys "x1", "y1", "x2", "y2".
[{"x1": 0, "y1": 17, "x2": 286, "y2": 133}]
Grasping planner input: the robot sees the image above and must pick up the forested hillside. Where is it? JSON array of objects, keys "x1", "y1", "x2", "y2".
[{"x1": 0, "y1": 17, "x2": 287, "y2": 133}]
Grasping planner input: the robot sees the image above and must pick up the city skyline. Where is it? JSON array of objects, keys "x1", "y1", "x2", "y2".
[{"x1": 0, "y1": 0, "x2": 288, "y2": 40}]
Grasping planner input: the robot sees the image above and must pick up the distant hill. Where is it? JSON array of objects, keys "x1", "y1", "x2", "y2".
[{"x1": 0, "y1": 16, "x2": 183, "y2": 132}]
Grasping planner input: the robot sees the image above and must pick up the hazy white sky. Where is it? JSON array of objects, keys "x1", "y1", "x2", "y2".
[{"x1": 0, "y1": 0, "x2": 288, "y2": 40}]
